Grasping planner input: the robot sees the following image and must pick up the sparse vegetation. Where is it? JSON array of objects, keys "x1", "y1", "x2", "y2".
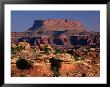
[
  {"x1": 11, "y1": 42, "x2": 100, "y2": 77},
  {"x1": 54, "y1": 49, "x2": 60, "y2": 54},
  {"x1": 16, "y1": 59, "x2": 32, "y2": 70},
  {"x1": 11, "y1": 46, "x2": 24, "y2": 54},
  {"x1": 72, "y1": 53, "x2": 81, "y2": 61},
  {"x1": 49, "y1": 57, "x2": 62, "y2": 77},
  {"x1": 44, "y1": 47, "x2": 51, "y2": 54}
]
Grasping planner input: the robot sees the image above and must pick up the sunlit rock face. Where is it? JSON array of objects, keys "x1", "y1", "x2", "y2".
[
  {"x1": 11, "y1": 19, "x2": 100, "y2": 48},
  {"x1": 27, "y1": 19, "x2": 86, "y2": 32}
]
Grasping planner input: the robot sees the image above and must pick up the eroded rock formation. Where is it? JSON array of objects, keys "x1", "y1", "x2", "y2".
[
  {"x1": 27, "y1": 19, "x2": 86, "y2": 32},
  {"x1": 11, "y1": 19, "x2": 100, "y2": 48}
]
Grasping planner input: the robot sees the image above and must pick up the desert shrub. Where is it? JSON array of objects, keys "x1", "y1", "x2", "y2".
[
  {"x1": 72, "y1": 53, "x2": 81, "y2": 61},
  {"x1": 49, "y1": 57, "x2": 62, "y2": 77},
  {"x1": 43, "y1": 47, "x2": 51, "y2": 54},
  {"x1": 67, "y1": 50, "x2": 80, "y2": 61},
  {"x1": 11, "y1": 47, "x2": 17, "y2": 54},
  {"x1": 16, "y1": 46, "x2": 24, "y2": 51},
  {"x1": 54, "y1": 49, "x2": 60, "y2": 54},
  {"x1": 11, "y1": 46, "x2": 24, "y2": 54},
  {"x1": 67, "y1": 49, "x2": 74, "y2": 55},
  {"x1": 52, "y1": 67, "x2": 61, "y2": 77},
  {"x1": 60, "y1": 49, "x2": 66, "y2": 53},
  {"x1": 16, "y1": 59, "x2": 32, "y2": 70},
  {"x1": 39, "y1": 44, "x2": 45, "y2": 51},
  {"x1": 54, "y1": 49, "x2": 65, "y2": 54},
  {"x1": 49, "y1": 57, "x2": 62, "y2": 69}
]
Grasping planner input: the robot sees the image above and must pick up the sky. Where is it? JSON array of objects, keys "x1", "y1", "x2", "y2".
[{"x1": 11, "y1": 11, "x2": 100, "y2": 32}]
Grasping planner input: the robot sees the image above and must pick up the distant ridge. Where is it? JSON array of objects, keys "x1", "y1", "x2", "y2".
[{"x1": 27, "y1": 19, "x2": 86, "y2": 32}]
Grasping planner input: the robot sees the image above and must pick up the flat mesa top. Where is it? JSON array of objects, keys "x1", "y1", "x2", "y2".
[{"x1": 27, "y1": 19, "x2": 86, "y2": 32}]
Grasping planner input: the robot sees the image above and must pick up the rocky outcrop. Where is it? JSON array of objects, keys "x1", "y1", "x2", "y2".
[
  {"x1": 27, "y1": 19, "x2": 86, "y2": 32},
  {"x1": 11, "y1": 31, "x2": 99, "y2": 49},
  {"x1": 11, "y1": 19, "x2": 99, "y2": 48}
]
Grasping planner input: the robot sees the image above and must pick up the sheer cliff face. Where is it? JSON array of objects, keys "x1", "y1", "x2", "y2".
[{"x1": 27, "y1": 19, "x2": 86, "y2": 32}]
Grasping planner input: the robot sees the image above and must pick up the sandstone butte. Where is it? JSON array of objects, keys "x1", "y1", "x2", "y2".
[{"x1": 27, "y1": 19, "x2": 86, "y2": 32}]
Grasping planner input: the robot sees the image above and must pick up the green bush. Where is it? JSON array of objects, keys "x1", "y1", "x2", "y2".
[
  {"x1": 11, "y1": 46, "x2": 24, "y2": 54},
  {"x1": 43, "y1": 47, "x2": 51, "y2": 54},
  {"x1": 52, "y1": 67, "x2": 60, "y2": 77},
  {"x1": 54, "y1": 49, "x2": 60, "y2": 54},
  {"x1": 49, "y1": 57, "x2": 62, "y2": 77},
  {"x1": 72, "y1": 53, "x2": 80, "y2": 61}
]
